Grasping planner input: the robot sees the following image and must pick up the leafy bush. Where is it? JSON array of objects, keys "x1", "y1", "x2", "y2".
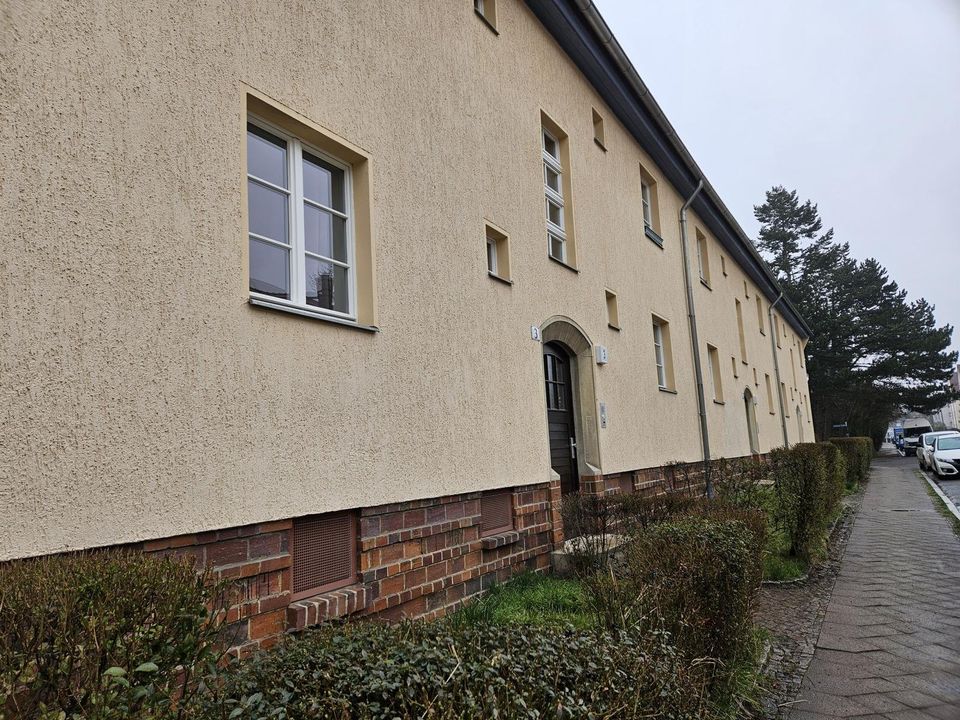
[
  {"x1": 0, "y1": 550, "x2": 229, "y2": 720},
  {"x1": 830, "y1": 436, "x2": 873, "y2": 488},
  {"x1": 622, "y1": 518, "x2": 762, "y2": 666},
  {"x1": 711, "y1": 455, "x2": 771, "y2": 509},
  {"x1": 198, "y1": 619, "x2": 713, "y2": 720},
  {"x1": 769, "y1": 443, "x2": 846, "y2": 561}
]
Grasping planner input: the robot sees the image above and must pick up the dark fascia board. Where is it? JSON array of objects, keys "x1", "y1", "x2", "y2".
[{"x1": 525, "y1": 0, "x2": 812, "y2": 338}]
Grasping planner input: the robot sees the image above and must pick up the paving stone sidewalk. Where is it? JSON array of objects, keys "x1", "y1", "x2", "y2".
[{"x1": 788, "y1": 452, "x2": 960, "y2": 719}]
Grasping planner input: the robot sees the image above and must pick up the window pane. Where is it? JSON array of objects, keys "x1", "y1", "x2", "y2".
[
  {"x1": 545, "y1": 165, "x2": 560, "y2": 193},
  {"x1": 248, "y1": 180, "x2": 288, "y2": 242},
  {"x1": 306, "y1": 257, "x2": 349, "y2": 313},
  {"x1": 487, "y1": 239, "x2": 497, "y2": 274},
  {"x1": 303, "y1": 152, "x2": 345, "y2": 211},
  {"x1": 543, "y1": 132, "x2": 558, "y2": 159},
  {"x1": 549, "y1": 233, "x2": 564, "y2": 260},
  {"x1": 249, "y1": 237, "x2": 289, "y2": 298},
  {"x1": 546, "y1": 198, "x2": 563, "y2": 228},
  {"x1": 247, "y1": 124, "x2": 287, "y2": 188},
  {"x1": 304, "y1": 204, "x2": 347, "y2": 261}
]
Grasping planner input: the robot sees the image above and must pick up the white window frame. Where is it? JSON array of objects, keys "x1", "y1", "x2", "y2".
[
  {"x1": 486, "y1": 232, "x2": 498, "y2": 276},
  {"x1": 641, "y1": 180, "x2": 652, "y2": 230},
  {"x1": 653, "y1": 321, "x2": 667, "y2": 389},
  {"x1": 247, "y1": 115, "x2": 357, "y2": 321},
  {"x1": 542, "y1": 128, "x2": 566, "y2": 263}
]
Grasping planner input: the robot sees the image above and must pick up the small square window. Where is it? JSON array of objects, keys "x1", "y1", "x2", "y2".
[
  {"x1": 731, "y1": 356, "x2": 739, "y2": 379},
  {"x1": 605, "y1": 289, "x2": 620, "y2": 330},
  {"x1": 292, "y1": 511, "x2": 358, "y2": 601},
  {"x1": 707, "y1": 344, "x2": 723, "y2": 403},
  {"x1": 480, "y1": 490, "x2": 513, "y2": 536},
  {"x1": 592, "y1": 108, "x2": 606, "y2": 150},
  {"x1": 743, "y1": 280, "x2": 750, "y2": 298},
  {"x1": 721, "y1": 255, "x2": 727, "y2": 276},
  {"x1": 485, "y1": 223, "x2": 511, "y2": 283},
  {"x1": 639, "y1": 164, "x2": 660, "y2": 239},
  {"x1": 474, "y1": 0, "x2": 497, "y2": 31},
  {"x1": 696, "y1": 230, "x2": 711, "y2": 286}
]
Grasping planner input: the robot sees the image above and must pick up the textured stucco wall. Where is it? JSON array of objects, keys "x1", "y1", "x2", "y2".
[{"x1": 0, "y1": 0, "x2": 812, "y2": 559}]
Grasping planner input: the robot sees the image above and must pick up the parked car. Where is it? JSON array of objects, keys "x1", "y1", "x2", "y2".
[
  {"x1": 901, "y1": 419, "x2": 933, "y2": 456},
  {"x1": 931, "y1": 435, "x2": 960, "y2": 478},
  {"x1": 918, "y1": 430, "x2": 960, "y2": 470}
]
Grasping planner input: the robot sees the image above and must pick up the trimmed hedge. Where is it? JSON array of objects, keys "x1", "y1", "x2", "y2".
[
  {"x1": 198, "y1": 620, "x2": 713, "y2": 720},
  {"x1": 830, "y1": 436, "x2": 873, "y2": 488},
  {"x1": 769, "y1": 443, "x2": 845, "y2": 561},
  {"x1": 0, "y1": 551, "x2": 228, "y2": 720},
  {"x1": 621, "y1": 517, "x2": 763, "y2": 666}
]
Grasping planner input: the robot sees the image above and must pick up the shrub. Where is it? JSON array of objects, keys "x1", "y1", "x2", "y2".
[
  {"x1": 830, "y1": 436, "x2": 873, "y2": 488},
  {"x1": 621, "y1": 518, "x2": 762, "y2": 666},
  {"x1": 711, "y1": 456, "x2": 771, "y2": 509},
  {"x1": 817, "y1": 441, "x2": 847, "y2": 513},
  {"x1": 0, "y1": 550, "x2": 229, "y2": 720},
  {"x1": 769, "y1": 443, "x2": 846, "y2": 561},
  {"x1": 198, "y1": 619, "x2": 713, "y2": 720}
]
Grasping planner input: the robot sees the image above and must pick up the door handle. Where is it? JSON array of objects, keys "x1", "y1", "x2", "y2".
[{"x1": 569, "y1": 437, "x2": 577, "y2": 459}]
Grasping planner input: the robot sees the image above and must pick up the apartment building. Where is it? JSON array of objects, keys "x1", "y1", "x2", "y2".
[{"x1": 1, "y1": 0, "x2": 813, "y2": 651}]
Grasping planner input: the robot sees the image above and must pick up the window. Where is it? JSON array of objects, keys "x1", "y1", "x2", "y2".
[
  {"x1": 652, "y1": 317, "x2": 674, "y2": 390},
  {"x1": 720, "y1": 255, "x2": 727, "y2": 276},
  {"x1": 744, "y1": 388, "x2": 760, "y2": 454},
  {"x1": 480, "y1": 490, "x2": 513, "y2": 536},
  {"x1": 605, "y1": 289, "x2": 620, "y2": 330},
  {"x1": 765, "y1": 374, "x2": 775, "y2": 414},
  {"x1": 743, "y1": 280, "x2": 750, "y2": 298},
  {"x1": 774, "y1": 315, "x2": 782, "y2": 348},
  {"x1": 707, "y1": 345, "x2": 723, "y2": 402},
  {"x1": 782, "y1": 382, "x2": 789, "y2": 416},
  {"x1": 292, "y1": 511, "x2": 357, "y2": 600},
  {"x1": 485, "y1": 222, "x2": 511, "y2": 282},
  {"x1": 541, "y1": 118, "x2": 575, "y2": 266},
  {"x1": 735, "y1": 299, "x2": 747, "y2": 363},
  {"x1": 756, "y1": 296, "x2": 765, "y2": 334},
  {"x1": 696, "y1": 230, "x2": 711, "y2": 285},
  {"x1": 790, "y1": 348, "x2": 798, "y2": 385},
  {"x1": 473, "y1": 0, "x2": 497, "y2": 30},
  {"x1": 753, "y1": 367, "x2": 759, "y2": 386},
  {"x1": 591, "y1": 108, "x2": 606, "y2": 149},
  {"x1": 640, "y1": 164, "x2": 661, "y2": 243},
  {"x1": 731, "y1": 356, "x2": 739, "y2": 379},
  {"x1": 799, "y1": 342, "x2": 806, "y2": 368}
]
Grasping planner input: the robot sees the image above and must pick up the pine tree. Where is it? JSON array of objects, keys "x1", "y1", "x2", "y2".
[{"x1": 753, "y1": 186, "x2": 958, "y2": 442}]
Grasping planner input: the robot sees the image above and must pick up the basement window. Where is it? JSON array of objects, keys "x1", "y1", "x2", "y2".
[
  {"x1": 480, "y1": 490, "x2": 514, "y2": 537},
  {"x1": 292, "y1": 511, "x2": 358, "y2": 601}
]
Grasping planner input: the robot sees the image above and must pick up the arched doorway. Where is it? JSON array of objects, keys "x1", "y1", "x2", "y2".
[
  {"x1": 543, "y1": 342, "x2": 578, "y2": 495},
  {"x1": 744, "y1": 388, "x2": 760, "y2": 454},
  {"x1": 539, "y1": 317, "x2": 601, "y2": 494}
]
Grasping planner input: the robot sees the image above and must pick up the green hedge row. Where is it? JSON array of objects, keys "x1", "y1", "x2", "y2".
[
  {"x1": 0, "y1": 551, "x2": 228, "y2": 720},
  {"x1": 198, "y1": 620, "x2": 713, "y2": 720},
  {"x1": 829, "y1": 436, "x2": 873, "y2": 488},
  {"x1": 769, "y1": 442, "x2": 846, "y2": 561}
]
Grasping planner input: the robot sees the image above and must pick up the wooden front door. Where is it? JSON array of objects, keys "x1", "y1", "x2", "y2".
[{"x1": 544, "y1": 342, "x2": 579, "y2": 494}]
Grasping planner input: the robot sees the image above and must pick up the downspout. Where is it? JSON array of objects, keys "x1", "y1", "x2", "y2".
[
  {"x1": 768, "y1": 293, "x2": 790, "y2": 447},
  {"x1": 679, "y1": 180, "x2": 713, "y2": 497}
]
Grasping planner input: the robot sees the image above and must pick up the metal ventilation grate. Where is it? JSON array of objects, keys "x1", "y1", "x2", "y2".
[
  {"x1": 480, "y1": 490, "x2": 514, "y2": 537},
  {"x1": 292, "y1": 511, "x2": 357, "y2": 598}
]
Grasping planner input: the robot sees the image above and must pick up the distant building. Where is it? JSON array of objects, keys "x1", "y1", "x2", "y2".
[{"x1": 932, "y1": 365, "x2": 960, "y2": 429}]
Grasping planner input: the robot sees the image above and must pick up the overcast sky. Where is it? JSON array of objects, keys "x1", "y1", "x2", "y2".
[{"x1": 594, "y1": 0, "x2": 960, "y2": 359}]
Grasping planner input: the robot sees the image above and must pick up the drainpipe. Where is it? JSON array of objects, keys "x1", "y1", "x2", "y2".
[
  {"x1": 679, "y1": 180, "x2": 713, "y2": 497},
  {"x1": 768, "y1": 293, "x2": 790, "y2": 447}
]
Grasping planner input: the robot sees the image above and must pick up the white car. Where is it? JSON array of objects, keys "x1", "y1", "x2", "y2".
[
  {"x1": 931, "y1": 435, "x2": 960, "y2": 478},
  {"x1": 918, "y1": 431, "x2": 960, "y2": 470}
]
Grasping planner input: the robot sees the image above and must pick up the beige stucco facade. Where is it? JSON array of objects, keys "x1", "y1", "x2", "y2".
[{"x1": 0, "y1": 0, "x2": 813, "y2": 560}]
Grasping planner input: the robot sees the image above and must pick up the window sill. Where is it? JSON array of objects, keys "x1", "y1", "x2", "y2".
[
  {"x1": 645, "y1": 226, "x2": 664, "y2": 248},
  {"x1": 548, "y1": 254, "x2": 579, "y2": 274},
  {"x1": 287, "y1": 583, "x2": 370, "y2": 631},
  {"x1": 249, "y1": 296, "x2": 379, "y2": 332},
  {"x1": 488, "y1": 271, "x2": 513, "y2": 286},
  {"x1": 713, "y1": 399, "x2": 725, "y2": 406},
  {"x1": 700, "y1": 278, "x2": 712, "y2": 290},
  {"x1": 658, "y1": 386, "x2": 678, "y2": 395},
  {"x1": 480, "y1": 530, "x2": 520, "y2": 550},
  {"x1": 593, "y1": 137, "x2": 607, "y2": 152},
  {"x1": 474, "y1": 8, "x2": 499, "y2": 35}
]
